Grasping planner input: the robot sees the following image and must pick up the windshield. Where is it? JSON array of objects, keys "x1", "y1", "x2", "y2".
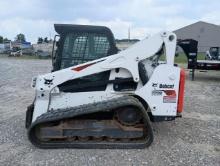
[{"x1": 60, "y1": 33, "x2": 110, "y2": 69}]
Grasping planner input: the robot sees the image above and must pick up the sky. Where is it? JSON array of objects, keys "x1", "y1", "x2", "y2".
[{"x1": 0, "y1": 0, "x2": 220, "y2": 43}]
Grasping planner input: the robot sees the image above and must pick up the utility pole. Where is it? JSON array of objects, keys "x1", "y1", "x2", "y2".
[{"x1": 128, "y1": 27, "x2": 130, "y2": 42}]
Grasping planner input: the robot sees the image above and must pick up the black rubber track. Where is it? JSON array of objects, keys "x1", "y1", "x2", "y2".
[{"x1": 27, "y1": 96, "x2": 154, "y2": 149}]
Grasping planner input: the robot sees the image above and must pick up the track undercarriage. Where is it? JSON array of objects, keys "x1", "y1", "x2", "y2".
[{"x1": 27, "y1": 96, "x2": 153, "y2": 148}]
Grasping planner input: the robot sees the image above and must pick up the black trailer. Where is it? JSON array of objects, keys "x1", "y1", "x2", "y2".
[{"x1": 177, "y1": 39, "x2": 220, "y2": 80}]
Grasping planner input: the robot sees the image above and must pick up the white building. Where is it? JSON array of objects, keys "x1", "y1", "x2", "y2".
[
  {"x1": 32, "y1": 42, "x2": 53, "y2": 54},
  {"x1": 115, "y1": 39, "x2": 139, "y2": 50}
]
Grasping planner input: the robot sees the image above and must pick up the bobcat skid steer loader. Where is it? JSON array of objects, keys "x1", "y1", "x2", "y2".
[{"x1": 26, "y1": 24, "x2": 185, "y2": 149}]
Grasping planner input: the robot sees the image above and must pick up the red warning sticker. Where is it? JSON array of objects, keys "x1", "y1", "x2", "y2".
[{"x1": 163, "y1": 90, "x2": 177, "y2": 103}]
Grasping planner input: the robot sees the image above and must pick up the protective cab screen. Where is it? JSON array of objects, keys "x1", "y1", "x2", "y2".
[{"x1": 61, "y1": 33, "x2": 110, "y2": 69}]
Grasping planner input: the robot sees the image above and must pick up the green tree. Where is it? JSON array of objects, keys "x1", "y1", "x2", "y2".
[
  {"x1": 0, "y1": 36, "x2": 3, "y2": 43},
  {"x1": 16, "y1": 33, "x2": 26, "y2": 42},
  {"x1": 37, "y1": 37, "x2": 43, "y2": 44},
  {"x1": 44, "y1": 37, "x2": 49, "y2": 43},
  {"x1": 3, "y1": 38, "x2": 9, "y2": 43}
]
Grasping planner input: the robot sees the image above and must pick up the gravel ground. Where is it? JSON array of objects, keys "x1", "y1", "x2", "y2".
[{"x1": 0, "y1": 57, "x2": 219, "y2": 166}]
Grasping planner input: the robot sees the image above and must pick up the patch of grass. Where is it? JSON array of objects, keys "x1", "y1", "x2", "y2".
[{"x1": 159, "y1": 52, "x2": 206, "y2": 64}]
